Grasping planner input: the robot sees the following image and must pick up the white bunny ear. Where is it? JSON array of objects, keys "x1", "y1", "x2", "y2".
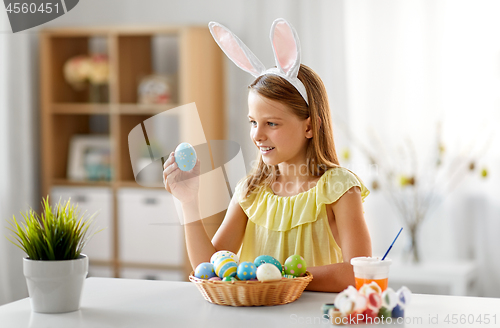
[
  {"x1": 270, "y1": 18, "x2": 301, "y2": 78},
  {"x1": 268, "y1": 18, "x2": 308, "y2": 105},
  {"x1": 209, "y1": 22, "x2": 266, "y2": 77}
]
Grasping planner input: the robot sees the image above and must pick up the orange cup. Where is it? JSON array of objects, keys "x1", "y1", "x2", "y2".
[{"x1": 351, "y1": 257, "x2": 392, "y2": 291}]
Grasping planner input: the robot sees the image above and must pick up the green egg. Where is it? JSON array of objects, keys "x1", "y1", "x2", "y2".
[{"x1": 284, "y1": 254, "x2": 307, "y2": 277}]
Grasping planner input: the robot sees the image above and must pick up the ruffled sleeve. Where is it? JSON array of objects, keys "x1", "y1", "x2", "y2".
[{"x1": 236, "y1": 167, "x2": 370, "y2": 232}]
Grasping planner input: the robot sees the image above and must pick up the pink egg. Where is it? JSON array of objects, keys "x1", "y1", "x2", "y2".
[{"x1": 208, "y1": 277, "x2": 222, "y2": 281}]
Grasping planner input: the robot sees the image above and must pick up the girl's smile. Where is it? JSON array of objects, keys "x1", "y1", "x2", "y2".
[{"x1": 259, "y1": 147, "x2": 275, "y2": 155}]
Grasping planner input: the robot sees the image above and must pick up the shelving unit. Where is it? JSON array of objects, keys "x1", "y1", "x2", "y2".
[{"x1": 39, "y1": 26, "x2": 225, "y2": 280}]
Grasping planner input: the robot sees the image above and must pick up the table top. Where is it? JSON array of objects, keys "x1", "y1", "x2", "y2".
[{"x1": 1, "y1": 277, "x2": 499, "y2": 328}]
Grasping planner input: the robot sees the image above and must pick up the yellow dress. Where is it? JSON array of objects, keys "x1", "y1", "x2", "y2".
[{"x1": 236, "y1": 167, "x2": 370, "y2": 267}]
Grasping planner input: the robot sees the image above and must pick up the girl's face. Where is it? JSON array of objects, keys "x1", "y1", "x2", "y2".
[{"x1": 248, "y1": 91, "x2": 312, "y2": 167}]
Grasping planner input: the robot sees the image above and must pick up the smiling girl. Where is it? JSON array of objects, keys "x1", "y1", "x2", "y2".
[{"x1": 163, "y1": 19, "x2": 372, "y2": 292}]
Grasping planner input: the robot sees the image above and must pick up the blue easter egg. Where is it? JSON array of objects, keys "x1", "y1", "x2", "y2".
[
  {"x1": 175, "y1": 143, "x2": 197, "y2": 171},
  {"x1": 214, "y1": 257, "x2": 237, "y2": 278},
  {"x1": 194, "y1": 262, "x2": 216, "y2": 279},
  {"x1": 391, "y1": 304, "x2": 404, "y2": 318},
  {"x1": 237, "y1": 261, "x2": 257, "y2": 281},
  {"x1": 254, "y1": 255, "x2": 282, "y2": 272}
]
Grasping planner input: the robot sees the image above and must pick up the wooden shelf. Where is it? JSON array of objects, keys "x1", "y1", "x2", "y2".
[
  {"x1": 40, "y1": 25, "x2": 225, "y2": 280},
  {"x1": 116, "y1": 181, "x2": 164, "y2": 189},
  {"x1": 52, "y1": 179, "x2": 112, "y2": 187},
  {"x1": 41, "y1": 25, "x2": 182, "y2": 36},
  {"x1": 51, "y1": 103, "x2": 181, "y2": 115},
  {"x1": 116, "y1": 103, "x2": 180, "y2": 115},
  {"x1": 52, "y1": 103, "x2": 111, "y2": 114},
  {"x1": 52, "y1": 180, "x2": 166, "y2": 190}
]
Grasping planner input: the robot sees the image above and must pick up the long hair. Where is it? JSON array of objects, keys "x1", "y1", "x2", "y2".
[{"x1": 240, "y1": 64, "x2": 341, "y2": 198}]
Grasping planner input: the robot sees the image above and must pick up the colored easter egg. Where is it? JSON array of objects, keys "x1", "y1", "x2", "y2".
[
  {"x1": 284, "y1": 254, "x2": 307, "y2": 277},
  {"x1": 362, "y1": 307, "x2": 379, "y2": 321},
  {"x1": 381, "y1": 288, "x2": 397, "y2": 310},
  {"x1": 397, "y1": 286, "x2": 412, "y2": 306},
  {"x1": 222, "y1": 276, "x2": 237, "y2": 282},
  {"x1": 329, "y1": 308, "x2": 344, "y2": 325},
  {"x1": 213, "y1": 257, "x2": 237, "y2": 278},
  {"x1": 391, "y1": 304, "x2": 404, "y2": 318},
  {"x1": 237, "y1": 261, "x2": 257, "y2": 281},
  {"x1": 353, "y1": 294, "x2": 367, "y2": 313},
  {"x1": 210, "y1": 250, "x2": 239, "y2": 266},
  {"x1": 194, "y1": 262, "x2": 216, "y2": 279},
  {"x1": 174, "y1": 142, "x2": 197, "y2": 171},
  {"x1": 256, "y1": 263, "x2": 282, "y2": 282},
  {"x1": 322, "y1": 303, "x2": 336, "y2": 319},
  {"x1": 282, "y1": 274, "x2": 295, "y2": 279},
  {"x1": 366, "y1": 291, "x2": 382, "y2": 310},
  {"x1": 359, "y1": 281, "x2": 382, "y2": 296},
  {"x1": 253, "y1": 255, "x2": 282, "y2": 272},
  {"x1": 208, "y1": 277, "x2": 222, "y2": 281},
  {"x1": 378, "y1": 307, "x2": 392, "y2": 319},
  {"x1": 337, "y1": 298, "x2": 355, "y2": 315}
]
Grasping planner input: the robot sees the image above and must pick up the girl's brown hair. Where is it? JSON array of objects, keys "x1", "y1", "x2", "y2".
[{"x1": 241, "y1": 64, "x2": 340, "y2": 198}]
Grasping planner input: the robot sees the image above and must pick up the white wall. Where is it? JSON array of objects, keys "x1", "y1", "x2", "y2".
[{"x1": 343, "y1": 0, "x2": 500, "y2": 296}]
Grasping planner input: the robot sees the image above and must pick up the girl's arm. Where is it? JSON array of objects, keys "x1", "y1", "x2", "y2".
[
  {"x1": 306, "y1": 186, "x2": 372, "y2": 292},
  {"x1": 163, "y1": 152, "x2": 247, "y2": 270},
  {"x1": 183, "y1": 194, "x2": 247, "y2": 270}
]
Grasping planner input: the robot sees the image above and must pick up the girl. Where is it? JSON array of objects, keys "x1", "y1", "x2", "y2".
[{"x1": 163, "y1": 19, "x2": 371, "y2": 292}]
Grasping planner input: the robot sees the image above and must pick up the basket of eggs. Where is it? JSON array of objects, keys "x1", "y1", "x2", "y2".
[{"x1": 189, "y1": 251, "x2": 313, "y2": 307}]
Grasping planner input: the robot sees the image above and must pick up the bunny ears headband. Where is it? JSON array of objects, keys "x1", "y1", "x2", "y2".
[{"x1": 208, "y1": 18, "x2": 309, "y2": 105}]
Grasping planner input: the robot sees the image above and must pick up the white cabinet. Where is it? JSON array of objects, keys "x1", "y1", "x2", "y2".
[
  {"x1": 50, "y1": 187, "x2": 113, "y2": 262},
  {"x1": 117, "y1": 189, "x2": 184, "y2": 267},
  {"x1": 50, "y1": 187, "x2": 186, "y2": 277}
]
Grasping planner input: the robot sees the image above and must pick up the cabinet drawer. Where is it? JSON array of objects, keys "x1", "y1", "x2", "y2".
[
  {"x1": 50, "y1": 187, "x2": 113, "y2": 261},
  {"x1": 118, "y1": 188, "x2": 184, "y2": 266}
]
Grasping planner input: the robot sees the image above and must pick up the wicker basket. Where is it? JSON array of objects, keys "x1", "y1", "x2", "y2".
[{"x1": 189, "y1": 271, "x2": 313, "y2": 306}]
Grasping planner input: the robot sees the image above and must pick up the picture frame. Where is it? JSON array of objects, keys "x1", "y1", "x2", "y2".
[
  {"x1": 137, "y1": 74, "x2": 177, "y2": 105},
  {"x1": 67, "y1": 135, "x2": 112, "y2": 181}
]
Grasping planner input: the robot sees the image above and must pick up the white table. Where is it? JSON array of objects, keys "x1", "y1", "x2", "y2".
[
  {"x1": 390, "y1": 261, "x2": 477, "y2": 296},
  {"x1": 1, "y1": 278, "x2": 499, "y2": 327}
]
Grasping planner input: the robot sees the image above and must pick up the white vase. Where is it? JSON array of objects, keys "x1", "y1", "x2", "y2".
[{"x1": 23, "y1": 254, "x2": 88, "y2": 313}]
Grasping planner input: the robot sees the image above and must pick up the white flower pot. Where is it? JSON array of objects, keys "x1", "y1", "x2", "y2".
[{"x1": 23, "y1": 254, "x2": 88, "y2": 313}]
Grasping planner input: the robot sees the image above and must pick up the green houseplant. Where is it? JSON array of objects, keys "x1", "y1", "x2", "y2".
[{"x1": 6, "y1": 196, "x2": 99, "y2": 313}]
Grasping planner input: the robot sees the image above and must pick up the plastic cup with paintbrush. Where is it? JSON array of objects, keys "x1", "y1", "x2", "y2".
[{"x1": 350, "y1": 227, "x2": 403, "y2": 291}]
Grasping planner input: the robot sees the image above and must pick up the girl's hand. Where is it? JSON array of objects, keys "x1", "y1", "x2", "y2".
[{"x1": 163, "y1": 152, "x2": 201, "y2": 205}]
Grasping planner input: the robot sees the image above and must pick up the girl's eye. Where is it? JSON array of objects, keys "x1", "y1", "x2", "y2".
[{"x1": 248, "y1": 121, "x2": 277, "y2": 127}]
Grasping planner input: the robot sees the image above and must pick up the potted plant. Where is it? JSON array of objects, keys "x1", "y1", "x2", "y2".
[{"x1": 6, "y1": 196, "x2": 99, "y2": 313}]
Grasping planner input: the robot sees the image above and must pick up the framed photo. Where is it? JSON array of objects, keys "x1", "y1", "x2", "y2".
[
  {"x1": 137, "y1": 74, "x2": 176, "y2": 105},
  {"x1": 67, "y1": 135, "x2": 112, "y2": 181}
]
